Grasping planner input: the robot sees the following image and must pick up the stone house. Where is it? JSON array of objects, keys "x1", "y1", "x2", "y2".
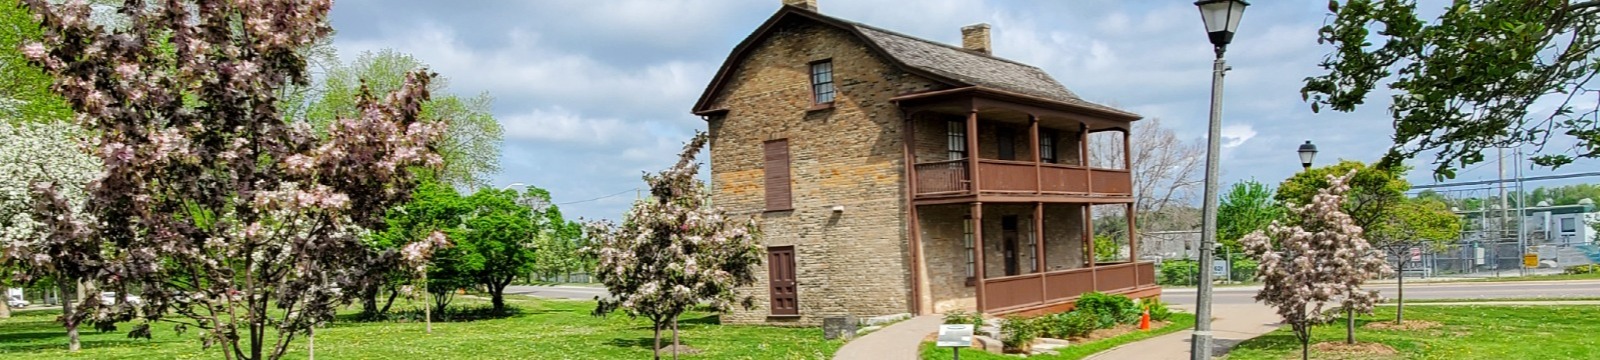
[{"x1": 693, "y1": 0, "x2": 1158, "y2": 325}]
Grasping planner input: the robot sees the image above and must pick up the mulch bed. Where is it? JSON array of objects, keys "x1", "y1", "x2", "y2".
[
  {"x1": 1309, "y1": 341, "x2": 1399, "y2": 359},
  {"x1": 1364, "y1": 320, "x2": 1442, "y2": 331},
  {"x1": 1069, "y1": 320, "x2": 1169, "y2": 342}
]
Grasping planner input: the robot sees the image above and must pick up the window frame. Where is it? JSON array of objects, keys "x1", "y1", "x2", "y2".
[
  {"x1": 1040, "y1": 132, "x2": 1056, "y2": 163},
  {"x1": 947, "y1": 120, "x2": 967, "y2": 161},
  {"x1": 963, "y1": 215, "x2": 976, "y2": 286},
  {"x1": 809, "y1": 59, "x2": 836, "y2": 106}
]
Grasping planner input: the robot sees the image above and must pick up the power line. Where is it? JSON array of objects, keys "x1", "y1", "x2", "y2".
[
  {"x1": 560, "y1": 188, "x2": 640, "y2": 204},
  {"x1": 1410, "y1": 172, "x2": 1600, "y2": 190}
]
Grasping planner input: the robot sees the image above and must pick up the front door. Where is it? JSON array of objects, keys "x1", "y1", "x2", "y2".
[
  {"x1": 1002, "y1": 216, "x2": 1019, "y2": 276},
  {"x1": 767, "y1": 246, "x2": 799, "y2": 316}
]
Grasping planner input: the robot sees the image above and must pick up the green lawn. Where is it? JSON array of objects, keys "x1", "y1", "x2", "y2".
[
  {"x1": 1225, "y1": 305, "x2": 1600, "y2": 359},
  {"x1": 1436, "y1": 271, "x2": 1600, "y2": 283},
  {"x1": 0, "y1": 296, "x2": 839, "y2": 359},
  {"x1": 918, "y1": 313, "x2": 1196, "y2": 360}
]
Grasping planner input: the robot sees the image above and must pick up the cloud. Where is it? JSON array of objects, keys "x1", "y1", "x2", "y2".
[{"x1": 1221, "y1": 124, "x2": 1257, "y2": 148}]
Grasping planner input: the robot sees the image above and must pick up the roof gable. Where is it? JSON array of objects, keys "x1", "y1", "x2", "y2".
[{"x1": 692, "y1": 6, "x2": 1135, "y2": 119}]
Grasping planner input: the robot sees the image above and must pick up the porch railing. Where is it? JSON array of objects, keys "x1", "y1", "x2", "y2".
[
  {"x1": 979, "y1": 261, "x2": 1157, "y2": 313},
  {"x1": 913, "y1": 159, "x2": 1132, "y2": 198},
  {"x1": 913, "y1": 159, "x2": 969, "y2": 195}
]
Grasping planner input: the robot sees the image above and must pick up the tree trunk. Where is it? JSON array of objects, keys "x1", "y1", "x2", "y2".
[
  {"x1": 379, "y1": 288, "x2": 399, "y2": 314},
  {"x1": 671, "y1": 315, "x2": 680, "y2": 360},
  {"x1": 59, "y1": 280, "x2": 79, "y2": 352},
  {"x1": 1, "y1": 290, "x2": 11, "y2": 318},
  {"x1": 360, "y1": 283, "x2": 380, "y2": 315},
  {"x1": 1345, "y1": 307, "x2": 1355, "y2": 344},
  {"x1": 1396, "y1": 260, "x2": 1405, "y2": 324},
  {"x1": 489, "y1": 279, "x2": 506, "y2": 313},
  {"x1": 308, "y1": 326, "x2": 315, "y2": 360},
  {"x1": 652, "y1": 321, "x2": 662, "y2": 360},
  {"x1": 423, "y1": 273, "x2": 432, "y2": 334}
]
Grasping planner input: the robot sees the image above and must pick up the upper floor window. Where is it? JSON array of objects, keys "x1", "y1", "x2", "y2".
[
  {"x1": 947, "y1": 120, "x2": 967, "y2": 160},
  {"x1": 1040, "y1": 133, "x2": 1056, "y2": 163},
  {"x1": 810, "y1": 60, "x2": 835, "y2": 104}
]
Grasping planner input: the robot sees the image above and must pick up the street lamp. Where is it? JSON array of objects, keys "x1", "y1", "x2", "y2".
[
  {"x1": 502, "y1": 182, "x2": 526, "y2": 191},
  {"x1": 1298, "y1": 140, "x2": 1318, "y2": 171},
  {"x1": 1192, "y1": 1, "x2": 1248, "y2": 359}
]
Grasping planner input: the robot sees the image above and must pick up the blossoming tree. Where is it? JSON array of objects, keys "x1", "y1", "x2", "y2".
[
  {"x1": 15, "y1": 1, "x2": 446, "y2": 359},
  {"x1": 586, "y1": 132, "x2": 763, "y2": 360},
  {"x1": 1241, "y1": 172, "x2": 1391, "y2": 360},
  {"x1": 0, "y1": 121, "x2": 101, "y2": 324}
]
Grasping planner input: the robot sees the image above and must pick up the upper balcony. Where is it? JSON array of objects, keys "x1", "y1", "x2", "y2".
[{"x1": 895, "y1": 87, "x2": 1137, "y2": 204}]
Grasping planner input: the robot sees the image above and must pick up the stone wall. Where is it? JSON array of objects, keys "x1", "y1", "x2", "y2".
[{"x1": 704, "y1": 19, "x2": 946, "y2": 325}]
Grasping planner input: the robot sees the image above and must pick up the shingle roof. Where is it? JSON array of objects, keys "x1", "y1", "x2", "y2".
[
  {"x1": 693, "y1": 6, "x2": 1138, "y2": 120},
  {"x1": 844, "y1": 21, "x2": 1136, "y2": 118}
]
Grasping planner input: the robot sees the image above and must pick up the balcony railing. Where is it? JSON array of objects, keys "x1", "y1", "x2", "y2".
[
  {"x1": 912, "y1": 158, "x2": 1132, "y2": 199},
  {"x1": 980, "y1": 261, "x2": 1157, "y2": 313}
]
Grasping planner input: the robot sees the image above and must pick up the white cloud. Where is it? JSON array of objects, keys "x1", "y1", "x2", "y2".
[
  {"x1": 1221, "y1": 124, "x2": 1257, "y2": 148},
  {"x1": 501, "y1": 107, "x2": 632, "y2": 145}
]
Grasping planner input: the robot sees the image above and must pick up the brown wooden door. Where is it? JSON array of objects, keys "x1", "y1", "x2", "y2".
[{"x1": 767, "y1": 246, "x2": 799, "y2": 316}]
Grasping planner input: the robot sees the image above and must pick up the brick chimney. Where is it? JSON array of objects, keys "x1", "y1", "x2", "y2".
[
  {"x1": 961, "y1": 23, "x2": 991, "y2": 55},
  {"x1": 783, "y1": 0, "x2": 817, "y2": 11}
]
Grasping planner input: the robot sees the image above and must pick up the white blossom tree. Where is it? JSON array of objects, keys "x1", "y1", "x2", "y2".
[
  {"x1": 586, "y1": 132, "x2": 763, "y2": 360},
  {"x1": 0, "y1": 121, "x2": 101, "y2": 324},
  {"x1": 13, "y1": 1, "x2": 448, "y2": 359},
  {"x1": 1241, "y1": 172, "x2": 1391, "y2": 360}
]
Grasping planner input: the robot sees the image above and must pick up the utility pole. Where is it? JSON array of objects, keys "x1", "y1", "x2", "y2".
[
  {"x1": 1515, "y1": 146, "x2": 1527, "y2": 275},
  {"x1": 1497, "y1": 146, "x2": 1510, "y2": 276}
]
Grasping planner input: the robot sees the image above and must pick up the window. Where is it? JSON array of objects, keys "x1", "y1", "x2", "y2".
[
  {"x1": 810, "y1": 60, "x2": 835, "y2": 104},
  {"x1": 1040, "y1": 133, "x2": 1056, "y2": 163},
  {"x1": 1024, "y1": 216, "x2": 1037, "y2": 273},
  {"x1": 947, "y1": 120, "x2": 967, "y2": 160},
  {"x1": 963, "y1": 216, "x2": 975, "y2": 286},
  {"x1": 1560, "y1": 217, "x2": 1577, "y2": 233},
  {"x1": 767, "y1": 246, "x2": 799, "y2": 316},
  {"x1": 763, "y1": 139, "x2": 792, "y2": 211}
]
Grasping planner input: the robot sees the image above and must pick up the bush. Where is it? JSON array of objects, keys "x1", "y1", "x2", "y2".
[
  {"x1": 1230, "y1": 258, "x2": 1259, "y2": 282},
  {"x1": 999, "y1": 315, "x2": 1041, "y2": 353},
  {"x1": 942, "y1": 310, "x2": 986, "y2": 329},
  {"x1": 1039, "y1": 310, "x2": 1099, "y2": 339},
  {"x1": 1076, "y1": 292, "x2": 1137, "y2": 327},
  {"x1": 1566, "y1": 264, "x2": 1600, "y2": 275},
  {"x1": 1144, "y1": 299, "x2": 1174, "y2": 322},
  {"x1": 1158, "y1": 260, "x2": 1198, "y2": 285}
]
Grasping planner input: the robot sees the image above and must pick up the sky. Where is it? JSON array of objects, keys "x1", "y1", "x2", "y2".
[{"x1": 325, "y1": 0, "x2": 1599, "y2": 221}]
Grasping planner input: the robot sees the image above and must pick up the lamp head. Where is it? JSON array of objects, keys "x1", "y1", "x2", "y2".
[
  {"x1": 1196, "y1": 0, "x2": 1249, "y2": 52},
  {"x1": 1297, "y1": 140, "x2": 1317, "y2": 170}
]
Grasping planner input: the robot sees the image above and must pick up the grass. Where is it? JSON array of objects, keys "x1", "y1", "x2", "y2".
[
  {"x1": 1225, "y1": 305, "x2": 1600, "y2": 359},
  {"x1": 0, "y1": 295, "x2": 840, "y2": 359},
  {"x1": 917, "y1": 313, "x2": 1197, "y2": 360},
  {"x1": 1379, "y1": 296, "x2": 1600, "y2": 304}
]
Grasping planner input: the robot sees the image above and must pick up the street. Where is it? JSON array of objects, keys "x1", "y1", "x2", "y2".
[{"x1": 1164, "y1": 279, "x2": 1600, "y2": 306}]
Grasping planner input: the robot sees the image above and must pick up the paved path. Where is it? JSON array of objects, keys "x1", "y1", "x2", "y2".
[
  {"x1": 1164, "y1": 279, "x2": 1600, "y2": 306},
  {"x1": 833, "y1": 315, "x2": 942, "y2": 360},
  {"x1": 1084, "y1": 303, "x2": 1280, "y2": 360},
  {"x1": 503, "y1": 285, "x2": 609, "y2": 300}
]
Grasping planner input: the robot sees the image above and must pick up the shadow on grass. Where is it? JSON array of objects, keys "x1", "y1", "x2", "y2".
[
  {"x1": 332, "y1": 304, "x2": 524, "y2": 324},
  {"x1": 605, "y1": 337, "x2": 657, "y2": 349},
  {"x1": 0, "y1": 338, "x2": 163, "y2": 353}
]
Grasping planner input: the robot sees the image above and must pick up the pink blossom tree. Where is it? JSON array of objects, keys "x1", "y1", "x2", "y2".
[
  {"x1": 586, "y1": 132, "x2": 763, "y2": 360},
  {"x1": 1241, "y1": 172, "x2": 1391, "y2": 360},
  {"x1": 12, "y1": 1, "x2": 446, "y2": 359}
]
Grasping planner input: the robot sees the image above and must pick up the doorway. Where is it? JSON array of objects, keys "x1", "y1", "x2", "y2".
[{"x1": 1003, "y1": 216, "x2": 1019, "y2": 276}]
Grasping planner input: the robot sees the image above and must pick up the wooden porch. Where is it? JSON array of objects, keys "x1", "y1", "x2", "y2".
[{"x1": 981, "y1": 262, "x2": 1157, "y2": 314}]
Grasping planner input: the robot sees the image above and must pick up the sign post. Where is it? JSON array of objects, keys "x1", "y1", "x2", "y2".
[
  {"x1": 937, "y1": 324, "x2": 974, "y2": 359},
  {"x1": 1211, "y1": 259, "x2": 1229, "y2": 282}
]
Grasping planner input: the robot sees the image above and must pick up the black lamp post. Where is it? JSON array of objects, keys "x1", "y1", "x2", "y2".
[
  {"x1": 1192, "y1": 1, "x2": 1248, "y2": 359},
  {"x1": 1298, "y1": 140, "x2": 1318, "y2": 171}
]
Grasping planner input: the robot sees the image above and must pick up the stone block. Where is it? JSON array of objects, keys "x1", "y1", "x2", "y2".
[{"x1": 823, "y1": 316, "x2": 858, "y2": 340}]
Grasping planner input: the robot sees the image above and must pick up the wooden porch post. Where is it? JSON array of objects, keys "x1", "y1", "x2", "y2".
[
  {"x1": 1034, "y1": 202, "x2": 1046, "y2": 297},
  {"x1": 972, "y1": 202, "x2": 987, "y2": 312},
  {"x1": 1029, "y1": 115, "x2": 1041, "y2": 195},
  {"x1": 1080, "y1": 124, "x2": 1091, "y2": 195},
  {"x1": 903, "y1": 112, "x2": 924, "y2": 314},
  {"x1": 1085, "y1": 204, "x2": 1097, "y2": 290},
  {"x1": 966, "y1": 107, "x2": 981, "y2": 196},
  {"x1": 1127, "y1": 202, "x2": 1138, "y2": 286},
  {"x1": 1121, "y1": 128, "x2": 1132, "y2": 170}
]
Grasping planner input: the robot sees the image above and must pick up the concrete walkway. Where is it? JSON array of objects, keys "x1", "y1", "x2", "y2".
[
  {"x1": 833, "y1": 314, "x2": 942, "y2": 360},
  {"x1": 1084, "y1": 303, "x2": 1281, "y2": 360}
]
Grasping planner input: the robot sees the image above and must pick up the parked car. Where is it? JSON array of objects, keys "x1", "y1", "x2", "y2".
[
  {"x1": 6, "y1": 295, "x2": 28, "y2": 308},
  {"x1": 99, "y1": 292, "x2": 142, "y2": 306}
]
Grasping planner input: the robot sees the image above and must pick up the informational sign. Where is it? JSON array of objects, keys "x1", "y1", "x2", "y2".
[
  {"x1": 1523, "y1": 253, "x2": 1539, "y2": 268},
  {"x1": 1212, "y1": 259, "x2": 1229, "y2": 280},
  {"x1": 936, "y1": 324, "x2": 974, "y2": 348},
  {"x1": 1409, "y1": 247, "x2": 1422, "y2": 261}
]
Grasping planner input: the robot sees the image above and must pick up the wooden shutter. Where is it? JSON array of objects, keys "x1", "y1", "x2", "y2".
[
  {"x1": 767, "y1": 246, "x2": 799, "y2": 316},
  {"x1": 764, "y1": 139, "x2": 792, "y2": 211}
]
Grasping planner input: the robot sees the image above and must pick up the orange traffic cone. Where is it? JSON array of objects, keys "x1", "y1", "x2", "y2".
[{"x1": 1139, "y1": 308, "x2": 1151, "y2": 331}]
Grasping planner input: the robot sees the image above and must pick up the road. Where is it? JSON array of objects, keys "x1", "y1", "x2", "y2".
[
  {"x1": 1163, "y1": 279, "x2": 1600, "y2": 306},
  {"x1": 504, "y1": 285, "x2": 609, "y2": 300}
]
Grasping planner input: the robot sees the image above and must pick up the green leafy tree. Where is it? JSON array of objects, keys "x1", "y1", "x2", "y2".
[
  {"x1": 0, "y1": 2, "x2": 70, "y2": 124},
  {"x1": 1369, "y1": 197, "x2": 1461, "y2": 323},
  {"x1": 301, "y1": 49, "x2": 503, "y2": 189},
  {"x1": 1302, "y1": 0, "x2": 1600, "y2": 178},
  {"x1": 586, "y1": 132, "x2": 763, "y2": 360},
  {"x1": 1217, "y1": 180, "x2": 1285, "y2": 253},
  {"x1": 457, "y1": 188, "x2": 541, "y2": 313},
  {"x1": 368, "y1": 181, "x2": 472, "y2": 317}
]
